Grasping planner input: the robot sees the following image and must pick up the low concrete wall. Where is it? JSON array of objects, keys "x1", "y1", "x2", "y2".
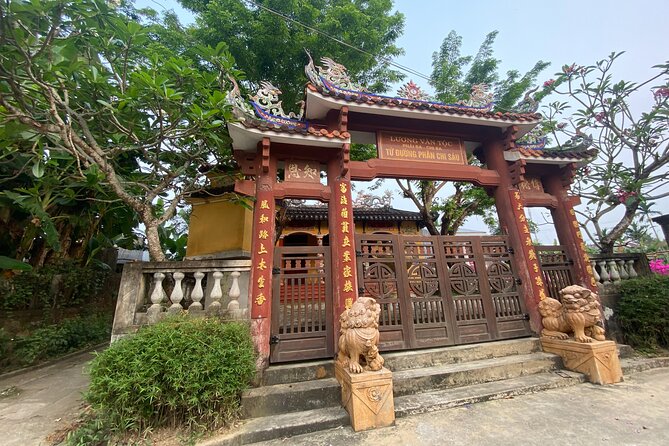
[{"x1": 111, "y1": 259, "x2": 251, "y2": 342}]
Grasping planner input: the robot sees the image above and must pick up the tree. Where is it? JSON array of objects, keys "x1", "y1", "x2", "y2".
[
  {"x1": 543, "y1": 53, "x2": 669, "y2": 254},
  {"x1": 395, "y1": 31, "x2": 549, "y2": 235},
  {"x1": 177, "y1": 0, "x2": 405, "y2": 108},
  {"x1": 0, "y1": 0, "x2": 240, "y2": 261},
  {"x1": 0, "y1": 144, "x2": 138, "y2": 267}
]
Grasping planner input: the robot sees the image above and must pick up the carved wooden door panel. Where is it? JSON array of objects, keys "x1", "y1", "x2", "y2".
[
  {"x1": 356, "y1": 234, "x2": 412, "y2": 351},
  {"x1": 270, "y1": 246, "x2": 333, "y2": 363},
  {"x1": 439, "y1": 236, "x2": 498, "y2": 344},
  {"x1": 399, "y1": 236, "x2": 458, "y2": 348},
  {"x1": 482, "y1": 237, "x2": 532, "y2": 339}
]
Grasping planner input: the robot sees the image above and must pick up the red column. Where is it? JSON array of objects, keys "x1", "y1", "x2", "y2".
[
  {"x1": 327, "y1": 153, "x2": 357, "y2": 343},
  {"x1": 543, "y1": 175, "x2": 598, "y2": 292},
  {"x1": 483, "y1": 139, "x2": 547, "y2": 333},
  {"x1": 249, "y1": 138, "x2": 276, "y2": 369}
]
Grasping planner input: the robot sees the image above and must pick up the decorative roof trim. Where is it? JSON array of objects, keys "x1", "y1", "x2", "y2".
[{"x1": 305, "y1": 53, "x2": 498, "y2": 113}]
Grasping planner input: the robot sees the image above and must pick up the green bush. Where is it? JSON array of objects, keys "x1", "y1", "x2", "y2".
[
  {"x1": 85, "y1": 317, "x2": 256, "y2": 432},
  {"x1": 0, "y1": 328, "x2": 11, "y2": 368},
  {"x1": 617, "y1": 275, "x2": 669, "y2": 350},
  {"x1": 0, "y1": 260, "x2": 109, "y2": 311},
  {"x1": 11, "y1": 313, "x2": 112, "y2": 366}
]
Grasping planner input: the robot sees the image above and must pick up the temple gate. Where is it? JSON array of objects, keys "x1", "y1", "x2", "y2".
[{"x1": 223, "y1": 56, "x2": 598, "y2": 367}]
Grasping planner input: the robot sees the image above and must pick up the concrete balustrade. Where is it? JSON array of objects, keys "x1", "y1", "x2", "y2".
[{"x1": 112, "y1": 259, "x2": 252, "y2": 342}]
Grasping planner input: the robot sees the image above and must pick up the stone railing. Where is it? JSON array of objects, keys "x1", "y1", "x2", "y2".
[
  {"x1": 589, "y1": 252, "x2": 651, "y2": 286},
  {"x1": 111, "y1": 259, "x2": 251, "y2": 342}
]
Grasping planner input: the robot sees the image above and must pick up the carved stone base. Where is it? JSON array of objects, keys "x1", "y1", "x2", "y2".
[
  {"x1": 334, "y1": 362, "x2": 395, "y2": 432},
  {"x1": 541, "y1": 338, "x2": 623, "y2": 384}
]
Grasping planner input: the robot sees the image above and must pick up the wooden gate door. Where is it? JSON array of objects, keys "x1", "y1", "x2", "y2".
[
  {"x1": 270, "y1": 246, "x2": 333, "y2": 363},
  {"x1": 535, "y1": 245, "x2": 575, "y2": 299},
  {"x1": 357, "y1": 234, "x2": 413, "y2": 351},
  {"x1": 357, "y1": 235, "x2": 532, "y2": 352}
]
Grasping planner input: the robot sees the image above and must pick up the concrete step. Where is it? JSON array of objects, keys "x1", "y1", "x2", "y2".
[
  {"x1": 621, "y1": 356, "x2": 669, "y2": 375},
  {"x1": 241, "y1": 377, "x2": 340, "y2": 419},
  {"x1": 242, "y1": 351, "x2": 561, "y2": 418},
  {"x1": 261, "y1": 337, "x2": 540, "y2": 386},
  {"x1": 202, "y1": 371, "x2": 584, "y2": 446},
  {"x1": 617, "y1": 343, "x2": 635, "y2": 358},
  {"x1": 392, "y1": 352, "x2": 562, "y2": 397},
  {"x1": 394, "y1": 370, "x2": 585, "y2": 417}
]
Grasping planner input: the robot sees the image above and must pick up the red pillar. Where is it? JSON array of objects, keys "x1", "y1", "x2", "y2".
[
  {"x1": 327, "y1": 146, "x2": 358, "y2": 345},
  {"x1": 483, "y1": 139, "x2": 548, "y2": 333},
  {"x1": 543, "y1": 175, "x2": 598, "y2": 292},
  {"x1": 249, "y1": 138, "x2": 276, "y2": 369}
]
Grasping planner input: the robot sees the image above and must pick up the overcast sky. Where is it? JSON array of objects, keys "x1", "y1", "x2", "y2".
[{"x1": 135, "y1": 0, "x2": 669, "y2": 243}]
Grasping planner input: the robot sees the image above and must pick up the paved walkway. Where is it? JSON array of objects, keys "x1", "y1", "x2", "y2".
[
  {"x1": 0, "y1": 351, "x2": 94, "y2": 446},
  {"x1": 2, "y1": 350, "x2": 669, "y2": 446},
  {"x1": 257, "y1": 367, "x2": 669, "y2": 446}
]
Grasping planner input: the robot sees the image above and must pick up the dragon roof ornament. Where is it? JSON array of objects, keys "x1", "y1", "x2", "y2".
[
  {"x1": 457, "y1": 84, "x2": 494, "y2": 111},
  {"x1": 353, "y1": 191, "x2": 393, "y2": 209},
  {"x1": 516, "y1": 127, "x2": 547, "y2": 150},
  {"x1": 226, "y1": 77, "x2": 307, "y2": 130},
  {"x1": 305, "y1": 51, "x2": 363, "y2": 94},
  {"x1": 305, "y1": 51, "x2": 497, "y2": 111}
]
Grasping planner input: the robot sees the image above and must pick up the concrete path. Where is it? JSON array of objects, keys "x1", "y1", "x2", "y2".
[
  {"x1": 255, "y1": 367, "x2": 669, "y2": 446},
  {"x1": 0, "y1": 351, "x2": 94, "y2": 446},
  {"x1": 2, "y1": 350, "x2": 668, "y2": 446}
]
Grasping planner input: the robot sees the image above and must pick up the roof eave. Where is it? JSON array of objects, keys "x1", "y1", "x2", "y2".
[
  {"x1": 305, "y1": 89, "x2": 541, "y2": 138},
  {"x1": 228, "y1": 122, "x2": 350, "y2": 152}
]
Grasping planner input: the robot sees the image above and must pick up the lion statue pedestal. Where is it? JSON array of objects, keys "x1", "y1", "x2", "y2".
[
  {"x1": 334, "y1": 296, "x2": 395, "y2": 431},
  {"x1": 539, "y1": 285, "x2": 622, "y2": 384}
]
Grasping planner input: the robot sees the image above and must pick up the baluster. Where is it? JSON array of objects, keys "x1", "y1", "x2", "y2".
[
  {"x1": 168, "y1": 272, "x2": 185, "y2": 313},
  {"x1": 590, "y1": 261, "x2": 600, "y2": 283},
  {"x1": 617, "y1": 260, "x2": 629, "y2": 280},
  {"x1": 626, "y1": 259, "x2": 638, "y2": 278},
  {"x1": 208, "y1": 271, "x2": 223, "y2": 313},
  {"x1": 608, "y1": 260, "x2": 621, "y2": 283},
  {"x1": 190, "y1": 272, "x2": 204, "y2": 311},
  {"x1": 148, "y1": 272, "x2": 166, "y2": 322},
  {"x1": 598, "y1": 261, "x2": 610, "y2": 284},
  {"x1": 227, "y1": 271, "x2": 240, "y2": 311}
]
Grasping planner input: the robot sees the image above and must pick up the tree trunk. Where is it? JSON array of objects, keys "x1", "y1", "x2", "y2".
[
  {"x1": 145, "y1": 220, "x2": 166, "y2": 262},
  {"x1": 597, "y1": 202, "x2": 639, "y2": 255}
]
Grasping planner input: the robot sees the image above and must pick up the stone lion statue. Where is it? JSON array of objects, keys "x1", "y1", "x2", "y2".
[
  {"x1": 336, "y1": 296, "x2": 385, "y2": 373},
  {"x1": 538, "y1": 284, "x2": 606, "y2": 343}
]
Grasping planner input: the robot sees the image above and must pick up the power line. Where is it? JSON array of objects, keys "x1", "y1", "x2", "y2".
[{"x1": 242, "y1": 0, "x2": 432, "y2": 83}]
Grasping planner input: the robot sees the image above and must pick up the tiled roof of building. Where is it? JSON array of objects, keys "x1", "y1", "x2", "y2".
[
  {"x1": 238, "y1": 115, "x2": 350, "y2": 139},
  {"x1": 306, "y1": 83, "x2": 542, "y2": 124},
  {"x1": 514, "y1": 146, "x2": 598, "y2": 160},
  {"x1": 287, "y1": 205, "x2": 423, "y2": 222}
]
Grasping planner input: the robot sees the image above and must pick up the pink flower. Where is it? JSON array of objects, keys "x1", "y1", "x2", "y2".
[
  {"x1": 543, "y1": 79, "x2": 556, "y2": 88},
  {"x1": 653, "y1": 87, "x2": 669, "y2": 99},
  {"x1": 595, "y1": 112, "x2": 606, "y2": 122},
  {"x1": 557, "y1": 122, "x2": 567, "y2": 129},
  {"x1": 650, "y1": 259, "x2": 669, "y2": 275},
  {"x1": 562, "y1": 64, "x2": 577, "y2": 75}
]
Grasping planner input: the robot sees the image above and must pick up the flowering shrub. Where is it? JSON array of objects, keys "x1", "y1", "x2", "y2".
[{"x1": 649, "y1": 258, "x2": 669, "y2": 275}]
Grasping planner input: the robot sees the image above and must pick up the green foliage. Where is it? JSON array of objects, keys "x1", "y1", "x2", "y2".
[
  {"x1": 430, "y1": 30, "x2": 549, "y2": 110},
  {"x1": 0, "y1": 0, "x2": 241, "y2": 261},
  {"x1": 0, "y1": 261, "x2": 109, "y2": 311},
  {"x1": 86, "y1": 317, "x2": 256, "y2": 432},
  {"x1": 0, "y1": 328, "x2": 11, "y2": 368},
  {"x1": 0, "y1": 256, "x2": 32, "y2": 271},
  {"x1": 543, "y1": 53, "x2": 669, "y2": 253},
  {"x1": 8, "y1": 314, "x2": 112, "y2": 367},
  {"x1": 617, "y1": 275, "x2": 669, "y2": 350},
  {"x1": 176, "y1": 0, "x2": 405, "y2": 107}
]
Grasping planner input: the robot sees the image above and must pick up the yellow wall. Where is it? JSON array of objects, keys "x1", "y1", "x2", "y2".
[{"x1": 186, "y1": 197, "x2": 253, "y2": 258}]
